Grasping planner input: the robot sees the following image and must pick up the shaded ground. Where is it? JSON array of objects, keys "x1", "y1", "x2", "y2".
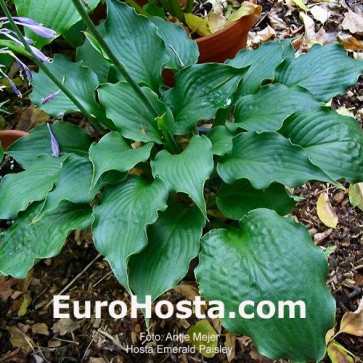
[{"x1": 1, "y1": 0, "x2": 363, "y2": 362}]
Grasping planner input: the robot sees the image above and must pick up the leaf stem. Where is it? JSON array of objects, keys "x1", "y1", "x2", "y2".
[
  {"x1": 0, "y1": 0, "x2": 104, "y2": 130},
  {"x1": 124, "y1": 0, "x2": 148, "y2": 15}
]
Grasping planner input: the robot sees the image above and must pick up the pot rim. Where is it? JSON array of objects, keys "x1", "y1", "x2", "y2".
[{"x1": 196, "y1": 0, "x2": 258, "y2": 45}]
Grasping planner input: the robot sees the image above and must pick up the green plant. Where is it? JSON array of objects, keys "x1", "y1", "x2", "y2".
[{"x1": 1, "y1": 0, "x2": 363, "y2": 360}]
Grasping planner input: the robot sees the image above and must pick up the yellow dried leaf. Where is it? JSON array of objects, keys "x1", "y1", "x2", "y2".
[
  {"x1": 349, "y1": 183, "x2": 363, "y2": 211},
  {"x1": 187, "y1": 320, "x2": 218, "y2": 358},
  {"x1": 225, "y1": 2, "x2": 262, "y2": 26},
  {"x1": 185, "y1": 13, "x2": 211, "y2": 36},
  {"x1": 292, "y1": 0, "x2": 308, "y2": 11},
  {"x1": 7, "y1": 326, "x2": 34, "y2": 352},
  {"x1": 32, "y1": 323, "x2": 50, "y2": 336},
  {"x1": 335, "y1": 106, "x2": 355, "y2": 118},
  {"x1": 339, "y1": 298, "x2": 363, "y2": 336},
  {"x1": 338, "y1": 32, "x2": 363, "y2": 51},
  {"x1": 18, "y1": 291, "x2": 32, "y2": 317},
  {"x1": 325, "y1": 327, "x2": 336, "y2": 344},
  {"x1": 317, "y1": 192, "x2": 338, "y2": 228},
  {"x1": 225, "y1": 333, "x2": 236, "y2": 362},
  {"x1": 327, "y1": 340, "x2": 354, "y2": 363}
]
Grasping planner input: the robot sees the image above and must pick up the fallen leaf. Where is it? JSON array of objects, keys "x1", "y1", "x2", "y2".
[
  {"x1": 0, "y1": 277, "x2": 16, "y2": 302},
  {"x1": 349, "y1": 183, "x2": 363, "y2": 211},
  {"x1": 300, "y1": 12, "x2": 327, "y2": 46},
  {"x1": 225, "y1": 2, "x2": 262, "y2": 26},
  {"x1": 342, "y1": 9, "x2": 363, "y2": 35},
  {"x1": 327, "y1": 340, "x2": 354, "y2": 363},
  {"x1": 225, "y1": 333, "x2": 236, "y2": 362},
  {"x1": 6, "y1": 326, "x2": 34, "y2": 352},
  {"x1": 185, "y1": 13, "x2": 211, "y2": 36},
  {"x1": 251, "y1": 25, "x2": 276, "y2": 45},
  {"x1": 268, "y1": 12, "x2": 287, "y2": 30},
  {"x1": 291, "y1": 0, "x2": 308, "y2": 11},
  {"x1": 310, "y1": 5, "x2": 330, "y2": 24},
  {"x1": 174, "y1": 281, "x2": 199, "y2": 301},
  {"x1": 338, "y1": 32, "x2": 363, "y2": 51},
  {"x1": 339, "y1": 298, "x2": 363, "y2": 336},
  {"x1": 325, "y1": 327, "x2": 336, "y2": 344},
  {"x1": 187, "y1": 320, "x2": 218, "y2": 358},
  {"x1": 335, "y1": 106, "x2": 356, "y2": 118},
  {"x1": 53, "y1": 318, "x2": 80, "y2": 336},
  {"x1": 317, "y1": 192, "x2": 338, "y2": 228},
  {"x1": 314, "y1": 228, "x2": 333, "y2": 244},
  {"x1": 32, "y1": 323, "x2": 49, "y2": 336},
  {"x1": 18, "y1": 292, "x2": 32, "y2": 317}
]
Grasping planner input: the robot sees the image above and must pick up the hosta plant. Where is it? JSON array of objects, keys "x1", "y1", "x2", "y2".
[{"x1": 1, "y1": 0, "x2": 363, "y2": 361}]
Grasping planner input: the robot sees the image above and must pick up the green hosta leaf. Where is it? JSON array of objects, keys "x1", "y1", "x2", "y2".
[
  {"x1": 89, "y1": 132, "x2": 153, "y2": 188},
  {"x1": 7, "y1": 122, "x2": 92, "y2": 168},
  {"x1": 207, "y1": 126, "x2": 234, "y2": 156},
  {"x1": 14, "y1": 0, "x2": 100, "y2": 48},
  {"x1": 34, "y1": 155, "x2": 97, "y2": 222},
  {"x1": 151, "y1": 136, "x2": 214, "y2": 217},
  {"x1": 129, "y1": 201, "x2": 205, "y2": 302},
  {"x1": 104, "y1": 0, "x2": 168, "y2": 89},
  {"x1": 77, "y1": 28, "x2": 110, "y2": 83},
  {"x1": 217, "y1": 132, "x2": 332, "y2": 188},
  {"x1": 0, "y1": 201, "x2": 93, "y2": 278},
  {"x1": 150, "y1": 17, "x2": 199, "y2": 70},
  {"x1": 228, "y1": 40, "x2": 294, "y2": 96},
  {"x1": 216, "y1": 180, "x2": 295, "y2": 220},
  {"x1": 163, "y1": 64, "x2": 244, "y2": 134},
  {"x1": 92, "y1": 176, "x2": 168, "y2": 289},
  {"x1": 231, "y1": 84, "x2": 321, "y2": 133},
  {"x1": 279, "y1": 108, "x2": 363, "y2": 183},
  {"x1": 98, "y1": 82, "x2": 173, "y2": 143},
  {"x1": 195, "y1": 208, "x2": 335, "y2": 361},
  {"x1": 30, "y1": 55, "x2": 106, "y2": 122},
  {"x1": 0, "y1": 155, "x2": 64, "y2": 219},
  {"x1": 276, "y1": 44, "x2": 363, "y2": 102}
]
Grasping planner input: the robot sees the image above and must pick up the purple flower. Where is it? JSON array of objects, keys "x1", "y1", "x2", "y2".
[
  {"x1": 46, "y1": 123, "x2": 61, "y2": 157},
  {"x1": 41, "y1": 90, "x2": 61, "y2": 104},
  {"x1": 0, "y1": 67, "x2": 22, "y2": 98},
  {"x1": 0, "y1": 16, "x2": 56, "y2": 39}
]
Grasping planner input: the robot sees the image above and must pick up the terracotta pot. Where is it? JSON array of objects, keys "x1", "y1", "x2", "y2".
[
  {"x1": 196, "y1": 0, "x2": 257, "y2": 62},
  {"x1": 0, "y1": 130, "x2": 28, "y2": 150},
  {"x1": 136, "y1": 0, "x2": 258, "y2": 63}
]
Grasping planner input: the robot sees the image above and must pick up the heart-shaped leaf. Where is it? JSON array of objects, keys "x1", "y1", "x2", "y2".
[
  {"x1": 232, "y1": 84, "x2": 321, "y2": 132},
  {"x1": 98, "y1": 82, "x2": 173, "y2": 143},
  {"x1": 14, "y1": 0, "x2": 100, "y2": 48},
  {"x1": 103, "y1": 0, "x2": 168, "y2": 90},
  {"x1": 151, "y1": 136, "x2": 214, "y2": 217},
  {"x1": 279, "y1": 107, "x2": 363, "y2": 183},
  {"x1": 129, "y1": 201, "x2": 205, "y2": 302},
  {"x1": 217, "y1": 132, "x2": 332, "y2": 188},
  {"x1": 162, "y1": 64, "x2": 244, "y2": 134},
  {"x1": 30, "y1": 55, "x2": 105, "y2": 122},
  {"x1": 150, "y1": 17, "x2": 199, "y2": 70},
  {"x1": 92, "y1": 176, "x2": 168, "y2": 289},
  {"x1": 34, "y1": 155, "x2": 97, "y2": 222},
  {"x1": 216, "y1": 180, "x2": 295, "y2": 220},
  {"x1": 7, "y1": 122, "x2": 92, "y2": 168},
  {"x1": 0, "y1": 202, "x2": 93, "y2": 278},
  {"x1": 196, "y1": 208, "x2": 335, "y2": 361},
  {"x1": 276, "y1": 44, "x2": 363, "y2": 102},
  {"x1": 0, "y1": 155, "x2": 64, "y2": 219},
  {"x1": 89, "y1": 131, "x2": 153, "y2": 188}
]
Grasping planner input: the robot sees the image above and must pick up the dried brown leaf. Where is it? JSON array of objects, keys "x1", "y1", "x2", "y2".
[
  {"x1": 225, "y1": 333, "x2": 236, "y2": 362},
  {"x1": 0, "y1": 277, "x2": 16, "y2": 302},
  {"x1": 338, "y1": 32, "x2": 363, "y2": 51},
  {"x1": 310, "y1": 5, "x2": 330, "y2": 24},
  {"x1": 339, "y1": 298, "x2": 363, "y2": 336},
  {"x1": 52, "y1": 318, "x2": 80, "y2": 336},
  {"x1": 6, "y1": 326, "x2": 34, "y2": 352},
  {"x1": 32, "y1": 323, "x2": 50, "y2": 336},
  {"x1": 327, "y1": 340, "x2": 354, "y2": 363},
  {"x1": 317, "y1": 192, "x2": 338, "y2": 228},
  {"x1": 342, "y1": 9, "x2": 363, "y2": 35},
  {"x1": 251, "y1": 25, "x2": 276, "y2": 45}
]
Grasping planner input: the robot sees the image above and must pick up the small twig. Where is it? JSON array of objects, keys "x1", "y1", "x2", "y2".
[{"x1": 45, "y1": 253, "x2": 102, "y2": 308}]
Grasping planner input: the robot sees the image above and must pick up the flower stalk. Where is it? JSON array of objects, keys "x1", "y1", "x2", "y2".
[{"x1": 0, "y1": 0, "x2": 104, "y2": 129}]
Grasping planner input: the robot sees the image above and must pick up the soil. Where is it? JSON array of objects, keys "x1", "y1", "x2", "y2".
[{"x1": 0, "y1": 0, "x2": 363, "y2": 362}]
